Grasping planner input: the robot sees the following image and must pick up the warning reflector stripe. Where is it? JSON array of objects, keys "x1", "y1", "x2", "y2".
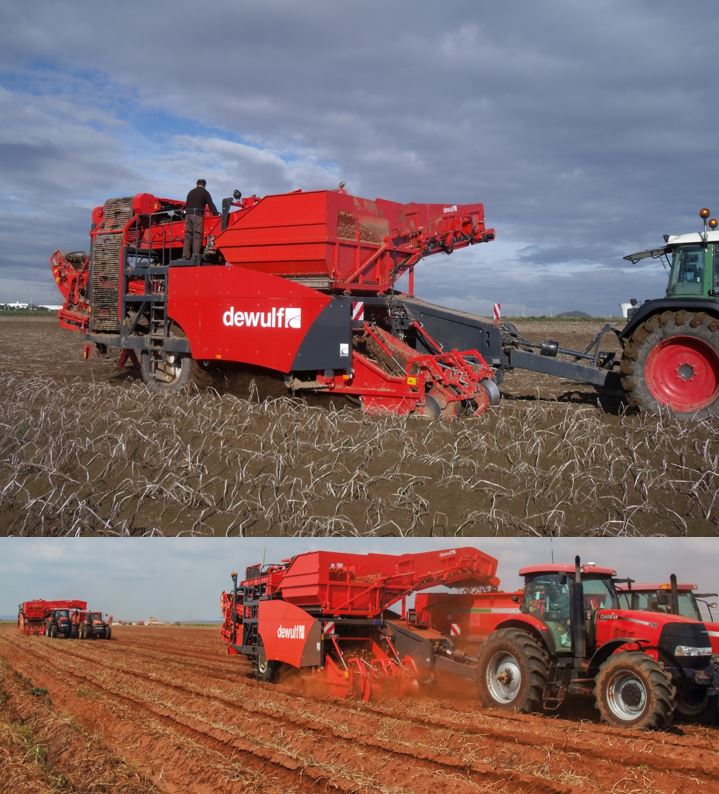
[
  {"x1": 492, "y1": 303, "x2": 501, "y2": 323},
  {"x1": 450, "y1": 623, "x2": 461, "y2": 636},
  {"x1": 352, "y1": 301, "x2": 365, "y2": 322},
  {"x1": 324, "y1": 621, "x2": 335, "y2": 636}
]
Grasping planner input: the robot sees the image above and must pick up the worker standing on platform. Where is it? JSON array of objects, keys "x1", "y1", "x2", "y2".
[{"x1": 182, "y1": 179, "x2": 218, "y2": 263}]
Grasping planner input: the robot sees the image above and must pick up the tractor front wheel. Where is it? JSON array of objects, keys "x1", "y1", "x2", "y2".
[
  {"x1": 595, "y1": 652, "x2": 675, "y2": 730},
  {"x1": 476, "y1": 629, "x2": 549, "y2": 713},
  {"x1": 621, "y1": 311, "x2": 719, "y2": 418}
]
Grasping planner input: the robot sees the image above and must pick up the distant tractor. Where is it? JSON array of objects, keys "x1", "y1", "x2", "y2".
[
  {"x1": 475, "y1": 559, "x2": 717, "y2": 729},
  {"x1": 74, "y1": 611, "x2": 112, "y2": 640},
  {"x1": 45, "y1": 608, "x2": 75, "y2": 639}
]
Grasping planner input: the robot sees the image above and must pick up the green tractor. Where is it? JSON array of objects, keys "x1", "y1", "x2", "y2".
[{"x1": 620, "y1": 208, "x2": 719, "y2": 418}]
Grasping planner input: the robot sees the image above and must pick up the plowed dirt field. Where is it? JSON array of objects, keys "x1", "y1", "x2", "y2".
[
  {"x1": 1, "y1": 316, "x2": 717, "y2": 536},
  {"x1": 1, "y1": 624, "x2": 717, "y2": 793}
]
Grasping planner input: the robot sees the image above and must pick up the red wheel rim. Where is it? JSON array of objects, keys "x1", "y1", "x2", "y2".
[{"x1": 645, "y1": 335, "x2": 719, "y2": 412}]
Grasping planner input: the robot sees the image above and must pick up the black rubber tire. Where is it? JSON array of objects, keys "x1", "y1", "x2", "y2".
[
  {"x1": 255, "y1": 650, "x2": 279, "y2": 683},
  {"x1": 594, "y1": 652, "x2": 676, "y2": 730},
  {"x1": 476, "y1": 629, "x2": 549, "y2": 713},
  {"x1": 675, "y1": 682, "x2": 715, "y2": 723},
  {"x1": 620, "y1": 310, "x2": 719, "y2": 419},
  {"x1": 79, "y1": 625, "x2": 85, "y2": 640},
  {"x1": 49, "y1": 624, "x2": 57, "y2": 639},
  {"x1": 105, "y1": 628, "x2": 112, "y2": 640},
  {"x1": 140, "y1": 350, "x2": 213, "y2": 393}
]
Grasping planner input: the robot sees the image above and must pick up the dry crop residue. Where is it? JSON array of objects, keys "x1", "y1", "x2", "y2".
[
  {"x1": 1, "y1": 317, "x2": 717, "y2": 536},
  {"x1": 0, "y1": 624, "x2": 717, "y2": 793}
]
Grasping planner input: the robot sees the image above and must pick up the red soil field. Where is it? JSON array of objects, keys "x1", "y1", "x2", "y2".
[{"x1": 1, "y1": 624, "x2": 717, "y2": 793}]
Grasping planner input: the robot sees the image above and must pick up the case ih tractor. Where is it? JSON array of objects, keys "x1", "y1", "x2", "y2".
[
  {"x1": 221, "y1": 547, "x2": 501, "y2": 699},
  {"x1": 51, "y1": 185, "x2": 719, "y2": 418},
  {"x1": 473, "y1": 560, "x2": 717, "y2": 729},
  {"x1": 73, "y1": 610, "x2": 112, "y2": 640},
  {"x1": 616, "y1": 576, "x2": 719, "y2": 656},
  {"x1": 17, "y1": 600, "x2": 87, "y2": 636}
]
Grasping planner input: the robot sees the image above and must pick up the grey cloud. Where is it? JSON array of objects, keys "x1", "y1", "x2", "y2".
[{"x1": 1, "y1": 1, "x2": 718, "y2": 309}]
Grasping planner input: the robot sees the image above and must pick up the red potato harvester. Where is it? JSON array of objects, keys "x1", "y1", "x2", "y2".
[
  {"x1": 51, "y1": 188, "x2": 499, "y2": 418},
  {"x1": 221, "y1": 547, "x2": 500, "y2": 700}
]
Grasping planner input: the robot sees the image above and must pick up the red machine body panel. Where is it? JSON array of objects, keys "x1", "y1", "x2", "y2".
[
  {"x1": 257, "y1": 600, "x2": 322, "y2": 667},
  {"x1": 214, "y1": 190, "x2": 493, "y2": 293},
  {"x1": 593, "y1": 608, "x2": 705, "y2": 652},
  {"x1": 267, "y1": 547, "x2": 500, "y2": 617},
  {"x1": 415, "y1": 589, "x2": 523, "y2": 644},
  {"x1": 167, "y1": 265, "x2": 338, "y2": 371}
]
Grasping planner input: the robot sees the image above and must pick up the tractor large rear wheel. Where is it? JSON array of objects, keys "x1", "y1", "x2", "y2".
[
  {"x1": 595, "y1": 652, "x2": 675, "y2": 730},
  {"x1": 476, "y1": 629, "x2": 549, "y2": 713},
  {"x1": 621, "y1": 311, "x2": 719, "y2": 418}
]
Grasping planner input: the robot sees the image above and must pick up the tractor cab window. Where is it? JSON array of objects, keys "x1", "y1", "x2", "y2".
[
  {"x1": 581, "y1": 577, "x2": 618, "y2": 612},
  {"x1": 54, "y1": 610, "x2": 69, "y2": 618},
  {"x1": 714, "y1": 244, "x2": 719, "y2": 292},
  {"x1": 668, "y1": 244, "x2": 706, "y2": 296},
  {"x1": 675, "y1": 593, "x2": 701, "y2": 620},
  {"x1": 522, "y1": 574, "x2": 571, "y2": 651},
  {"x1": 90, "y1": 612, "x2": 102, "y2": 621}
]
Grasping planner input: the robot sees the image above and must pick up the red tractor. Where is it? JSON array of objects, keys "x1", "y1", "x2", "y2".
[
  {"x1": 221, "y1": 547, "x2": 500, "y2": 699},
  {"x1": 17, "y1": 600, "x2": 87, "y2": 636},
  {"x1": 473, "y1": 560, "x2": 717, "y2": 728},
  {"x1": 73, "y1": 610, "x2": 112, "y2": 640}
]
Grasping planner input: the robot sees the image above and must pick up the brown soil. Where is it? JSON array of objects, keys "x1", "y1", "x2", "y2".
[
  {"x1": 1, "y1": 317, "x2": 717, "y2": 536},
  {"x1": 0, "y1": 624, "x2": 716, "y2": 793}
]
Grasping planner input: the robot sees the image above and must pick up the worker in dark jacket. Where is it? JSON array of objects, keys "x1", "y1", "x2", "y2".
[{"x1": 182, "y1": 179, "x2": 218, "y2": 263}]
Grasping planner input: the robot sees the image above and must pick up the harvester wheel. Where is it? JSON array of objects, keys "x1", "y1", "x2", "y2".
[
  {"x1": 595, "y1": 652, "x2": 675, "y2": 730},
  {"x1": 620, "y1": 311, "x2": 719, "y2": 418},
  {"x1": 418, "y1": 393, "x2": 441, "y2": 420},
  {"x1": 477, "y1": 629, "x2": 548, "y2": 713},
  {"x1": 140, "y1": 350, "x2": 213, "y2": 393},
  {"x1": 140, "y1": 323, "x2": 213, "y2": 393},
  {"x1": 255, "y1": 651, "x2": 279, "y2": 683},
  {"x1": 105, "y1": 628, "x2": 112, "y2": 640},
  {"x1": 49, "y1": 624, "x2": 57, "y2": 639}
]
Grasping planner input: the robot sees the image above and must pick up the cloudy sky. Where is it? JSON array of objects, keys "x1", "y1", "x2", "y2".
[
  {"x1": 2, "y1": 538, "x2": 718, "y2": 621},
  {"x1": 2, "y1": 1, "x2": 716, "y2": 314}
]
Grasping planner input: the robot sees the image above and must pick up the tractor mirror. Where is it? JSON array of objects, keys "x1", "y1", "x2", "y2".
[
  {"x1": 656, "y1": 591, "x2": 670, "y2": 606},
  {"x1": 233, "y1": 189, "x2": 242, "y2": 200}
]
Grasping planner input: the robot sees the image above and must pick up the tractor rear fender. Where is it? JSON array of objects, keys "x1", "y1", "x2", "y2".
[
  {"x1": 621, "y1": 298, "x2": 719, "y2": 340},
  {"x1": 492, "y1": 617, "x2": 556, "y2": 656}
]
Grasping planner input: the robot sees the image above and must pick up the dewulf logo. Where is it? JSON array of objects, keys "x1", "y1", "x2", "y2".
[
  {"x1": 277, "y1": 624, "x2": 305, "y2": 640},
  {"x1": 222, "y1": 306, "x2": 302, "y2": 329}
]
